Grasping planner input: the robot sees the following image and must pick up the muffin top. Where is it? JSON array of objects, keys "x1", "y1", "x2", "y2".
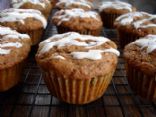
[
  {"x1": 0, "y1": 8, "x2": 47, "y2": 32},
  {"x1": 114, "y1": 12, "x2": 156, "y2": 36},
  {"x1": 52, "y1": 8, "x2": 102, "y2": 30},
  {"x1": 124, "y1": 35, "x2": 156, "y2": 75},
  {"x1": 0, "y1": 26, "x2": 31, "y2": 69},
  {"x1": 36, "y1": 32, "x2": 120, "y2": 79},
  {"x1": 11, "y1": 0, "x2": 51, "y2": 9},
  {"x1": 56, "y1": 0, "x2": 93, "y2": 10},
  {"x1": 99, "y1": 1, "x2": 136, "y2": 13}
]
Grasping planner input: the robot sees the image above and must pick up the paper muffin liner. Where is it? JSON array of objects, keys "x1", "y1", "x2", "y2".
[
  {"x1": 25, "y1": 29, "x2": 43, "y2": 46},
  {"x1": 100, "y1": 12, "x2": 120, "y2": 29},
  {"x1": 43, "y1": 70, "x2": 114, "y2": 104},
  {"x1": 117, "y1": 29, "x2": 140, "y2": 49},
  {"x1": 57, "y1": 26, "x2": 102, "y2": 36},
  {"x1": 0, "y1": 61, "x2": 25, "y2": 92},
  {"x1": 125, "y1": 62, "x2": 156, "y2": 101}
]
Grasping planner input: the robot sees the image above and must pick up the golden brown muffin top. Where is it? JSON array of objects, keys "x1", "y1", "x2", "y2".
[
  {"x1": 52, "y1": 8, "x2": 102, "y2": 30},
  {"x1": 114, "y1": 12, "x2": 156, "y2": 36},
  {"x1": 124, "y1": 35, "x2": 156, "y2": 75},
  {"x1": 11, "y1": 0, "x2": 51, "y2": 9},
  {"x1": 99, "y1": 1, "x2": 136, "y2": 13},
  {"x1": 0, "y1": 9, "x2": 47, "y2": 32},
  {"x1": 0, "y1": 26, "x2": 31, "y2": 69},
  {"x1": 56, "y1": 0, "x2": 93, "y2": 10},
  {"x1": 36, "y1": 32, "x2": 120, "y2": 79}
]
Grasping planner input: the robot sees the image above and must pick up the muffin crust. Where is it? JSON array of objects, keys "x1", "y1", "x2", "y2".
[
  {"x1": 0, "y1": 26, "x2": 31, "y2": 69},
  {"x1": 36, "y1": 32, "x2": 119, "y2": 79}
]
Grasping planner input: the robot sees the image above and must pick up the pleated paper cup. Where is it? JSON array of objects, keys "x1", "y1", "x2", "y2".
[
  {"x1": 125, "y1": 62, "x2": 156, "y2": 101},
  {"x1": 100, "y1": 12, "x2": 121, "y2": 29},
  {"x1": 0, "y1": 61, "x2": 25, "y2": 92},
  {"x1": 117, "y1": 29, "x2": 140, "y2": 49},
  {"x1": 57, "y1": 26, "x2": 102, "y2": 36},
  {"x1": 43, "y1": 70, "x2": 115, "y2": 104}
]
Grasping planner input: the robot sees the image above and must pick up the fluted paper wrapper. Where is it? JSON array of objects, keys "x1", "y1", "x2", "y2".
[
  {"x1": 126, "y1": 63, "x2": 156, "y2": 101},
  {"x1": 43, "y1": 70, "x2": 114, "y2": 104},
  {"x1": 100, "y1": 12, "x2": 120, "y2": 29},
  {"x1": 57, "y1": 26, "x2": 102, "y2": 36},
  {"x1": 0, "y1": 61, "x2": 24, "y2": 92},
  {"x1": 117, "y1": 29, "x2": 140, "y2": 49}
]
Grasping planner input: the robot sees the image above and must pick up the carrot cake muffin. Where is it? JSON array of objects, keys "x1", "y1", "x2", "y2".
[
  {"x1": 36, "y1": 32, "x2": 120, "y2": 104},
  {"x1": 56, "y1": 0, "x2": 93, "y2": 11},
  {"x1": 99, "y1": 1, "x2": 136, "y2": 28},
  {"x1": 11, "y1": 0, "x2": 52, "y2": 19},
  {"x1": 52, "y1": 8, "x2": 103, "y2": 36},
  {"x1": 124, "y1": 35, "x2": 156, "y2": 101},
  {"x1": 0, "y1": 8, "x2": 47, "y2": 45},
  {"x1": 114, "y1": 11, "x2": 156, "y2": 48},
  {"x1": 0, "y1": 26, "x2": 31, "y2": 91}
]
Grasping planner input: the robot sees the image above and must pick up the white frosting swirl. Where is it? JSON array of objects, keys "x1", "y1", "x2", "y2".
[
  {"x1": 39, "y1": 32, "x2": 120, "y2": 60},
  {"x1": 0, "y1": 8, "x2": 47, "y2": 28},
  {"x1": 0, "y1": 26, "x2": 30, "y2": 39},
  {"x1": 99, "y1": 1, "x2": 133, "y2": 12},
  {"x1": 56, "y1": 0, "x2": 92, "y2": 9},
  {"x1": 0, "y1": 26, "x2": 30, "y2": 55},
  {"x1": 11, "y1": 0, "x2": 50, "y2": 8},
  {"x1": 116, "y1": 12, "x2": 156, "y2": 29},
  {"x1": 133, "y1": 35, "x2": 156, "y2": 53},
  {"x1": 71, "y1": 49, "x2": 120, "y2": 60},
  {"x1": 53, "y1": 8, "x2": 100, "y2": 25}
]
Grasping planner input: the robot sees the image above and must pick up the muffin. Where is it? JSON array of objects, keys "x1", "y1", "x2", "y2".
[
  {"x1": 52, "y1": 8, "x2": 103, "y2": 36},
  {"x1": 55, "y1": 0, "x2": 93, "y2": 11},
  {"x1": 36, "y1": 32, "x2": 120, "y2": 104},
  {"x1": 0, "y1": 26, "x2": 31, "y2": 91},
  {"x1": 99, "y1": 1, "x2": 136, "y2": 28},
  {"x1": 11, "y1": 0, "x2": 52, "y2": 19},
  {"x1": 114, "y1": 11, "x2": 156, "y2": 48},
  {"x1": 0, "y1": 8, "x2": 47, "y2": 45},
  {"x1": 124, "y1": 35, "x2": 156, "y2": 101}
]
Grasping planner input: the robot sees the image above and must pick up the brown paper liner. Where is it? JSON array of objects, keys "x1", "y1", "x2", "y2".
[
  {"x1": 100, "y1": 12, "x2": 120, "y2": 29},
  {"x1": 43, "y1": 70, "x2": 114, "y2": 104},
  {"x1": 23, "y1": 29, "x2": 43, "y2": 46},
  {"x1": 57, "y1": 26, "x2": 102, "y2": 36},
  {"x1": 0, "y1": 61, "x2": 25, "y2": 92},
  {"x1": 117, "y1": 29, "x2": 140, "y2": 49},
  {"x1": 125, "y1": 63, "x2": 156, "y2": 101}
]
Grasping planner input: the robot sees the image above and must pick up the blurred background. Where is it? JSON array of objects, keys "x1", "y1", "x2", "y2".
[{"x1": 0, "y1": 0, "x2": 156, "y2": 13}]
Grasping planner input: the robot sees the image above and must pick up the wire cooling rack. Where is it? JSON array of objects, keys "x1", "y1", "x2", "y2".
[{"x1": 0, "y1": 9, "x2": 156, "y2": 117}]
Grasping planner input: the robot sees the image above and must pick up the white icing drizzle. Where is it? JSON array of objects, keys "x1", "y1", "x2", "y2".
[
  {"x1": 0, "y1": 42, "x2": 22, "y2": 48},
  {"x1": 11, "y1": 0, "x2": 50, "y2": 8},
  {"x1": 0, "y1": 48, "x2": 10, "y2": 55},
  {"x1": 133, "y1": 35, "x2": 156, "y2": 53},
  {"x1": 0, "y1": 26, "x2": 29, "y2": 55},
  {"x1": 53, "y1": 8, "x2": 99, "y2": 25},
  {"x1": 0, "y1": 26, "x2": 30, "y2": 39},
  {"x1": 71, "y1": 48, "x2": 120, "y2": 60},
  {"x1": 39, "y1": 32, "x2": 120, "y2": 60},
  {"x1": 99, "y1": 1, "x2": 133, "y2": 12},
  {"x1": 53, "y1": 55, "x2": 65, "y2": 60},
  {"x1": 56, "y1": 0, "x2": 92, "y2": 9},
  {"x1": 116, "y1": 11, "x2": 156, "y2": 29},
  {"x1": 0, "y1": 42, "x2": 22, "y2": 55},
  {"x1": 40, "y1": 32, "x2": 109, "y2": 53},
  {"x1": 0, "y1": 8, "x2": 47, "y2": 28}
]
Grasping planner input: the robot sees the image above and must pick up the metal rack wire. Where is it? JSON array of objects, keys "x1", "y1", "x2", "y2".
[{"x1": 0, "y1": 9, "x2": 156, "y2": 117}]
